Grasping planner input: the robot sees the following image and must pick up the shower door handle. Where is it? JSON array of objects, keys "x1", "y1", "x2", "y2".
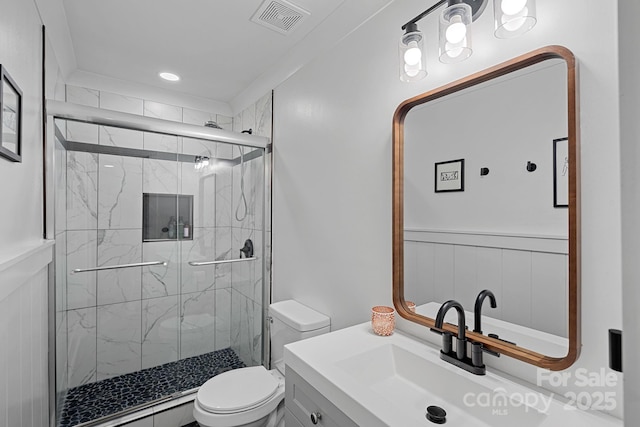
[
  {"x1": 72, "y1": 261, "x2": 167, "y2": 273},
  {"x1": 188, "y1": 257, "x2": 256, "y2": 266}
]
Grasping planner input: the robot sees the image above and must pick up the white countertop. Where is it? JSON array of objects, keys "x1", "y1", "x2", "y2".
[{"x1": 284, "y1": 322, "x2": 622, "y2": 427}]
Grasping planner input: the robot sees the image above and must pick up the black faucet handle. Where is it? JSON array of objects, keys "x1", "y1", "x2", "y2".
[
  {"x1": 455, "y1": 336, "x2": 466, "y2": 360},
  {"x1": 442, "y1": 332, "x2": 453, "y2": 354},
  {"x1": 471, "y1": 342, "x2": 484, "y2": 367}
]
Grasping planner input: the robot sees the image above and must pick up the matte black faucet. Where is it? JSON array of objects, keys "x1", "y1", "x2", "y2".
[
  {"x1": 432, "y1": 299, "x2": 486, "y2": 375},
  {"x1": 473, "y1": 289, "x2": 497, "y2": 334},
  {"x1": 435, "y1": 300, "x2": 467, "y2": 360}
]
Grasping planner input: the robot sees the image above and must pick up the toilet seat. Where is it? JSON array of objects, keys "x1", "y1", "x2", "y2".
[
  {"x1": 197, "y1": 366, "x2": 279, "y2": 414},
  {"x1": 193, "y1": 367, "x2": 285, "y2": 427}
]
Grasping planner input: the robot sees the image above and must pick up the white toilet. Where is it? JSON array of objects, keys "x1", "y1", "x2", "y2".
[{"x1": 193, "y1": 300, "x2": 330, "y2": 427}]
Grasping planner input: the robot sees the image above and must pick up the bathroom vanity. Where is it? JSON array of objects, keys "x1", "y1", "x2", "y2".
[{"x1": 284, "y1": 323, "x2": 622, "y2": 427}]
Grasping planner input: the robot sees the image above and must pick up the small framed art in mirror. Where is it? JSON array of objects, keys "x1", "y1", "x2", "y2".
[{"x1": 0, "y1": 65, "x2": 23, "y2": 163}]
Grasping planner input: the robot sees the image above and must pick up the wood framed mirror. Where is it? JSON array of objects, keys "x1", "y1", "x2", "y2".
[{"x1": 392, "y1": 46, "x2": 579, "y2": 370}]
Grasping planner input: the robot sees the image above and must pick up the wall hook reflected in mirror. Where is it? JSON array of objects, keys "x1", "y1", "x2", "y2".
[{"x1": 526, "y1": 161, "x2": 537, "y2": 172}]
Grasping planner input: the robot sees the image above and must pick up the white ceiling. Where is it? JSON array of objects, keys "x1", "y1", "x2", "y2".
[{"x1": 44, "y1": 0, "x2": 392, "y2": 108}]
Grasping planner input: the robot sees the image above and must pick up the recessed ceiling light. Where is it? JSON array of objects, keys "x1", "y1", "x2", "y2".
[{"x1": 159, "y1": 72, "x2": 180, "y2": 82}]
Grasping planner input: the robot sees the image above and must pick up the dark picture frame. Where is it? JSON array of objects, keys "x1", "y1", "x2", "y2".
[
  {"x1": 435, "y1": 159, "x2": 465, "y2": 193},
  {"x1": 0, "y1": 65, "x2": 23, "y2": 162},
  {"x1": 553, "y1": 137, "x2": 568, "y2": 207}
]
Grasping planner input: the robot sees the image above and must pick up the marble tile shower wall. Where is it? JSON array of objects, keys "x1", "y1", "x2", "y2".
[
  {"x1": 61, "y1": 86, "x2": 272, "y2": 387},
  {"x1": 230, "y1": 91, "x2": 272, "y2": 367},
  {"x1": 54, "y1": 132, "x2": 69, "y2": 413}
]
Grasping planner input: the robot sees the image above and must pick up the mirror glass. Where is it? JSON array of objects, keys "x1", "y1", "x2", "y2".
[
  {"x1": 402, "y1": 58, "x2": 570, "y2": 357},
  {"x1": 2, "y1": 80, "x2": 20, "y2": 154}
]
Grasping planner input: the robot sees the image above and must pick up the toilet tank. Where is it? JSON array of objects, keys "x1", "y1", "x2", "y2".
[{"x1": 269, "y1": 300, "x2": 330, "y2": 374}]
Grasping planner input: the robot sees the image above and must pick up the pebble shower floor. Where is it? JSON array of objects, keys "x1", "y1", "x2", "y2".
[{"x1": 58, "y1": 348, "x2": 245, "y2": 427}]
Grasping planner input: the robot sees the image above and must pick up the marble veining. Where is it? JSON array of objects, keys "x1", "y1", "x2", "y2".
[
  {"x1": 143, "y1": 158, "x2": 179, "y2": 194},
  {"x1": 143, "y1": 100, "x2": 182, "y2": 153},
  {"x1": 99, "y1": 91, "x2": 143, "y2": 115},
  {"x1": 255, "y1": 91, "x2": 272, "y2": 139},
  {"x1": 181, "y1": 228, "x2": 216, "y2": 294},
  {"x1": 142, "y1": 295, "x2": 179, "y2": 369},
  {"x1": 97, "y1": 229, "x2": 143, "y2": 305},
  {"x1": 215, "y1": 289, "x2": 232, "y2": 351},
  {"x1": 67, "y1": 308, "x2": 97, "y2": 388},
  {"x1": 231, "y1": 228, "x2": 258, "y2": 301},
  {"x1": 67, "y1": 151, "x2": 98, "y2": 230},
  {"x1": 214, "y1": 226, "x2": 233, "y2": 289},
  {"x1": 66, "y1": 230, "x2": 97, "y2": 310},
  {"x1": 98, "y1": 154, "x2": 143, "y2": 230},
  {"x1": 179, "y1": 290, "x2": 216, "y2": 358},
  {"x1": 231, "y1": 290, "x2": 259, "y2": 367},
  {"x1": 180, "y1": 161, "x2": 216, "y2": 228},
  {"x1": 215, "y1": 166, "x2": 233, "y2": 227},
  {"x1": 100, "y1": 126, "x2": 144, "y2": 150},
  {"x1": 143, "y1": 241, "x2": 179, "y2": 298},
  {"x1": 96, "y1": 301, "x2": 143, "y2": 381}
]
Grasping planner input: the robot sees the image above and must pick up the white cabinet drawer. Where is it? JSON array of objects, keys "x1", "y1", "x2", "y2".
[
  {"x1": 285, "y1": 368, "x2": 358, "y2": 427},
  {"x1": 285, "y1": 407, "x2": 305, "y2": 427}
]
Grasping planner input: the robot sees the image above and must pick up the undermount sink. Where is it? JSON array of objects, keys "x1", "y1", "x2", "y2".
[{"x1": 284, "y1": 322, "x2": 621, "y2": 427}]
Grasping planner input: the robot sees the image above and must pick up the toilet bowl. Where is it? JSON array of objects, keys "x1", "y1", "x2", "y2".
[{"x1": 193, "y1": 300, "x2": 330, "y2": 427}]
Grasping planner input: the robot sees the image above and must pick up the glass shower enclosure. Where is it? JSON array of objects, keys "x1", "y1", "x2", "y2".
[{"x1": 48, "y1": 100, "x2": 269, "y2": 427}]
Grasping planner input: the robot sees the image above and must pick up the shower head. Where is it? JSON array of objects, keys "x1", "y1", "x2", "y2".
[{"x1": 204, "y1": 120, "x2": 222, "y2": 129}]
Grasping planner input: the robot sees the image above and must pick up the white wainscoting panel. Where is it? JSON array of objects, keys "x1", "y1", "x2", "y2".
[
  {"x1": 404, "y1": 230, "x2": 568, "y2": 337},
  {"x1": 0, "y1": 241, "x2": 52, "y2": 427}
]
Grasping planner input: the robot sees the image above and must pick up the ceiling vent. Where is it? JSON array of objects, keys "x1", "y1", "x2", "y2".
[{"x1": 251, "y1": 0, "x2": 310, "y2": 35}]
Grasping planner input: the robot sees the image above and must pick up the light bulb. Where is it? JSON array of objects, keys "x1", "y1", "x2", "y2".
[
  {"x1": 501, "y1": 7, "x2": 528, "y2": 31},
  {"x1": 501, "y1": 0, "x2": 527, "y2": 16},
  {"x1": 445, "y1": 15, "x2": 467, "y2": 44},
  {"x1": 404, "y1": 41, "x2": 422, "y2": 66},
  {"x1": 404, "y1": 63, "x2": 421, "y2": 77},
  {"x1": 445, "y1": 43, "x2": 465, "y2": 58}
]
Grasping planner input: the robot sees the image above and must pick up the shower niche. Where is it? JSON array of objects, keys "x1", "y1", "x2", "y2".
[{"x1": 142, "y1": 193, "x2": 193, "y2": 241}]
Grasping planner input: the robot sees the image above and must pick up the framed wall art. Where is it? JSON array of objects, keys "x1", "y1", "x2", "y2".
[
  {"x1": 553, "y1": 137, "x2": 568, "y2": 207},
  {"x1": 0, "y1": 65, "x2": 22, "y2": 162},
  {"x1": 435, "y1": 158, "x2": 464, "y2": 193}
]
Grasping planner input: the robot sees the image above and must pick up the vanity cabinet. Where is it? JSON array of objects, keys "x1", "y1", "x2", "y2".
[{"x1": 285, "y1": 368, "x2": 358, "y2": 427}]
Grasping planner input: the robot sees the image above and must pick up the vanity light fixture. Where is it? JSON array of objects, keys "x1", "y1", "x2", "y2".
[
  {"x1": 399, "y1": 0, "x2": 536, "y2": 81},
  {"x1": 159, "y1": 72, "x2": 180, "y2": 82}
]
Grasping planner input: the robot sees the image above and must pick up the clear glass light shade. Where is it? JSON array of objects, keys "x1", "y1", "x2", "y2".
[
  {"x1": 494, "y1": 0, "x2": 537, "y2": 38},
  {"x1": 399, "y1": 29, "x2": 427, "y2": 82},
  {"x1": 439, "y1": 3, "x2": 473, "y2": 64}
]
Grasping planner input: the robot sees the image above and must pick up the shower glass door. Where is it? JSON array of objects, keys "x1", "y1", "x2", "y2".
[{"x1": 53, "y1": 115, "x2": 266, "y2": 426}]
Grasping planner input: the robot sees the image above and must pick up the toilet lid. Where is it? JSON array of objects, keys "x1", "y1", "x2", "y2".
[{"x1": 197, "y1": 366, "x2": 279, "y2": 414}]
